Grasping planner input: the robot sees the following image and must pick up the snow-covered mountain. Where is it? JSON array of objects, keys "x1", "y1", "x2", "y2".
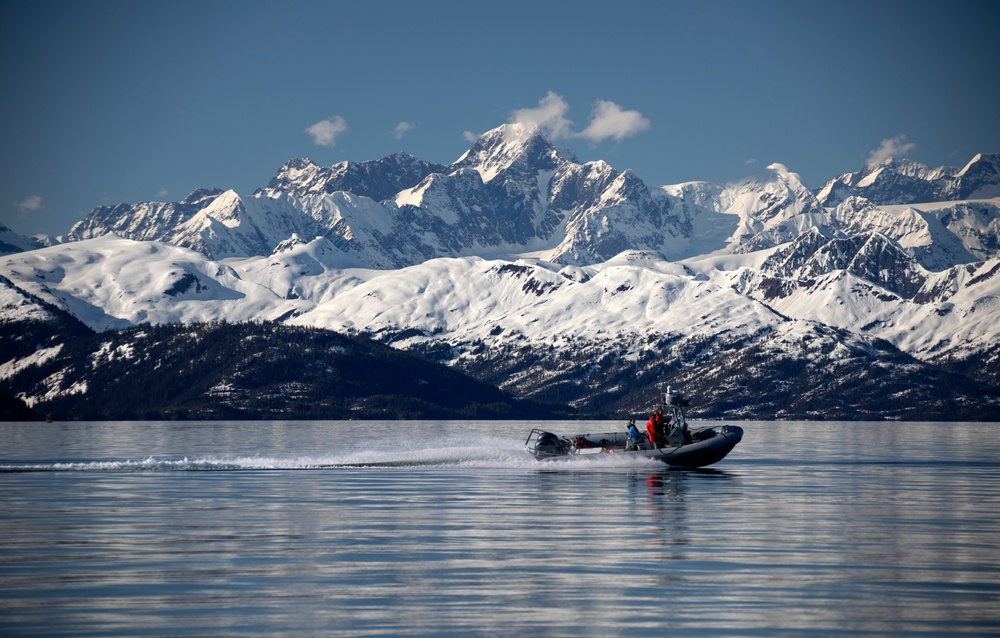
[
  {"x1": 723, "y1": 228, "x2": 1000, "y2": 360},
  {"x1": 62, "y1": 125, "x2": 1000, "y2": 274},
  {"x1": 0, "y1": 224, "x2": 45, "y2": 256},
  {"x1": 258, "y1": 153, "x2": 449, "y2": 201},
  {"x1": 54, "y1": 124, "x2": 824, "y2": 265},
  {"x1": 815, "y1": 153, "x2": 1000, "y2": 207},
  {"x1": 3, "y1": 232, "x2": 998, "y2": 418},
  {"x1": 0, "y1": 273, "x2": 93, "y2": 391},
  {"x1": 4, "y1": 125, "x2": 1000, "y2": 418}
]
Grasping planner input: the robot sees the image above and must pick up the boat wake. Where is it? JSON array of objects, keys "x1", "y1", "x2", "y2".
[{"x1": 0, "y1": 436, "x2": 669, "y2": 473}]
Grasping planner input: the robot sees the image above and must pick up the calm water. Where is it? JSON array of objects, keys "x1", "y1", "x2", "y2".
[{"x1": 1, "y1": 420, "x2": 999, "y2": 637}]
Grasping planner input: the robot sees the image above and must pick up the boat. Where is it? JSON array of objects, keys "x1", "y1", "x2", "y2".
[{"x1": 524, "y1": 386, "x2": 743, "y2": 468}]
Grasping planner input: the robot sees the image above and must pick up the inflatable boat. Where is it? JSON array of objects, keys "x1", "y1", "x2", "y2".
[{"x1": 524, "y1": 387, "x2": 742, "y2": 468}]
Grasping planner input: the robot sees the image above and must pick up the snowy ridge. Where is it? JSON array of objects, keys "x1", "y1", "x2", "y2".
[
  {"x1": 1, "y1": 224, "x2": 45, "y2": 256},
  {"x1": 720, "y1": 230, "x2": 1000, "y2": 361},
  {"x1": 287, "y1": 251, "x2": 779, "y2": 361},
  {"x1": 815, "y1": 153, "x2": 1000, "y2": 207},
  {"x1": 1, "y1": 274, "x2": 56, "y2": 324},
  {"x1": 5, "y1": 230, "x2": 998, "y2": 371},
  {"x1": 59, "y1": 126, "x2": 1000, "y2": 274},
  {"x1": 0, "y1": 236, "x2": 304, "y2": 330},
  {"x1": 68, "y1": 189, "x2": 223, "y2": 244}
]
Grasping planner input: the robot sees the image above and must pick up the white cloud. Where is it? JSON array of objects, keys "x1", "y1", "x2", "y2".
[
  {"x1": 16, "y1": 195, "x2": 42, "y2": 212},
  {"x1": 578, "y1": 100, "x2": 650, "y2": 142},
  {"x1": 510, "y1": 91, "x2": 574, "y2": 140},
  {"x1": 393, "y1": 121, "x2": 415, "y2": 139},
  {"x1": 867, "y1": 135, "x2": 915, "y2": 165},
  {"x1": 507, "y1": 93, "x2": 651, "y2": 145},
  {"x1": 462, "y1": 130, "x2": 479, "y2": 143},
  {"x1": 305, "y1": 116, "x2": 348, "y2": 147}
]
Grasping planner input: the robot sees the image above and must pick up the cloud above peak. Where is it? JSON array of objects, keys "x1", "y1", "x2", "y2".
[
  {"x1": 306, "y1": 116, "x2": 348, "y2": 147},
  {"x1": 510, "y1": 92, "x2": 574, "y2": 140},
  {"x1": 867, "y1": 135, "x2": 916, "y2": 165},
  {"x1": 509, "y1": 92, "x2": 650, "y2": 143},
  {"x1": 578, "y1": 100, "x2": 651, "y2": 142},
  {"x1": 393, "y1": 121, "x2": 414, "y2": 139},
  {"x1": 16, "y1": 195, "x2": 43, "y2": 212}
]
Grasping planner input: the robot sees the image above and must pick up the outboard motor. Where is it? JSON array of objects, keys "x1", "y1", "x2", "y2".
[
  {"x1": 534, "y1": 432, "x2": 562, "y2": 457},
  {"x1": 525, "y1": 428, "x2": 573, "y2": 460}
]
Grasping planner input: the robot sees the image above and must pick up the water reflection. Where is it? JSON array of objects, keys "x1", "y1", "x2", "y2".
[{"x1": 627, "y1": 469, "x2": 742, "y2": 593}]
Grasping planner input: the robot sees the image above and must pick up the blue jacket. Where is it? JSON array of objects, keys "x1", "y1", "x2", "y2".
[{"x1": 627, "y1": 423, "x2": 643, "y2": 442}]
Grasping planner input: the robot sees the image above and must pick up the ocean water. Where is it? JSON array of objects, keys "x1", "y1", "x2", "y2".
[{"x1": 1, "y1": 419, "x2": 999, "y2": 637}]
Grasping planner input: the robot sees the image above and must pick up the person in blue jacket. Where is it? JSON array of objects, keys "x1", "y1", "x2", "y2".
[{"x1": 626, "y1": 418, "x2": 644, "y2": 450}]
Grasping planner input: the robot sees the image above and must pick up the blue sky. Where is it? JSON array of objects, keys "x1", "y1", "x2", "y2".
[{"x1": 3, "y1": 0, "x2": 999, "y2": 238}]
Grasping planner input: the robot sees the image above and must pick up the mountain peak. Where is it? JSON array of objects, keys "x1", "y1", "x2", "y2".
[
  {"x1": 497, "y1": 121, "x2": 544, "y2": 144},
  {"x1": 271, "y1": 233, "x2": 309, "y2": 255},
  {"x1": 181, "y1": 188, "x2": 225, "y2": 206},
  {"x1": 280, "y1": 157, "x2": 320, "y2": 171},
  {"x1": 261, "y1": 153, "x2": 446, "y2": 202},
  {"x1": 759, "y1": 163, "x2": 808, "y2": 187},
  {"x1": 816, "y1": 153, "x2": 997, "y2": 206},
  {"x1": 956, "y1": 152, "x2": 1000, "y2": 199},
  {"x1": 873, "y1": 157, "x2": 938, "y2": 179},
  {"x1": 453, "y1": 123, "x2": 563, "y2": 182}
]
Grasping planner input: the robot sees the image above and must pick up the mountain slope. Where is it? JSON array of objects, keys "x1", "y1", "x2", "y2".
[
  {"x1": 1, "y1": 273, "x2": 95, "y2": 377},
  {"x1": 722, "y1": 229, "x2": 1000, "y2": 364},
  {"x1": 1, "y1": 321, "x2": 560, "y2": 420},
  {"x1": 1, "y1": 224, "x2": 45, "y2": 256},
  {"x1": 0, "y1": 235, "x2": 304, "y2": 330},
  {"x1": 3, "y1": 229, "x2": 999, "y2": 418}
]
